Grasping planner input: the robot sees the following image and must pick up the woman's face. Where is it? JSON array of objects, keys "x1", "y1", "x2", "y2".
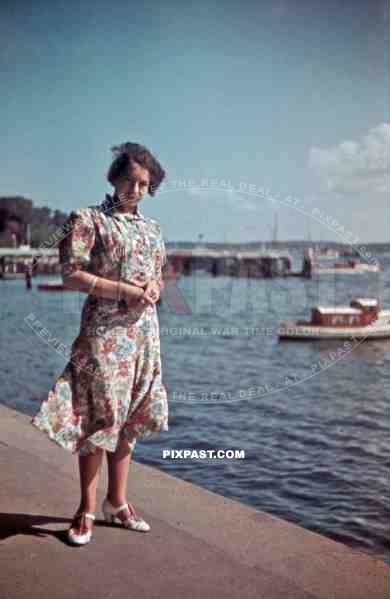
[{"x1": 115, "y1": 160, "x2": 150, "y2": 209}]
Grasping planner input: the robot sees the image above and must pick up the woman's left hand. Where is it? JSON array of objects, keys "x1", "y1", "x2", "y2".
[{"x1": 140, "y1": 280, "x2": 161, "y2": 305}]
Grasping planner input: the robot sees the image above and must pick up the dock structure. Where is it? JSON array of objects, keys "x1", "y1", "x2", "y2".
[
  {"x1": 165, "y1": 248, "x2": 294, "y2": 278},
  {"x1": 0, "y1": 247, "x2": 60, "y2": 278},
  {"x1": 1, "y1": 403, "x2": 390, "y2": 599},
  {"x1": 0, "y1": 247, "x2": 298, "y2": 279},
  {"x1": 0, "y1": 242, "x2": 375, "y2": 280}
]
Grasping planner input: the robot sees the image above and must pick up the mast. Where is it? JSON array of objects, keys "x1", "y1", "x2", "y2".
[{"x1": 272, "y1": 209, "x2": 278, "y2": 244}]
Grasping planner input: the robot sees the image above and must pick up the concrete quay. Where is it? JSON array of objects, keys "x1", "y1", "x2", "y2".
[{"x1": 1, "y1": 404, "x2": 390, "y2": 599}]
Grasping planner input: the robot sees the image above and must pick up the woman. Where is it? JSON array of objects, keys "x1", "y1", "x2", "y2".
[{"x1": 31, "y1": 142, "x2": 168, "y2": 546}]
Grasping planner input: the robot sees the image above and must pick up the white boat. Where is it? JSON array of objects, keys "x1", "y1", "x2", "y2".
[
  {"x1": 36, "y1": 277, "x2": 74, "y2": 291},
  {"x1": 314, "y1": 260, "x2": 382, "y2": 274},
  {"x1": 278, "y1": 298, "x2": 390, "y2": 340}
]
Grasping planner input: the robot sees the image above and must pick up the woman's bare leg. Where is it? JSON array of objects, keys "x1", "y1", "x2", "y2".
[
  {"x1": 76, "y1": 448, "x2": 104, "y2": 516},
  {"x1": 106, "y1": 437, "x2": 132, "y2": 506},
  {"x1": 105, "y1": 437, "x2": 149, "y2": 529}
]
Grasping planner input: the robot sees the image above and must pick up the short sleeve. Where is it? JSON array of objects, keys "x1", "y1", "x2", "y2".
[{"x1": 59, "y1": 208, "x2": 96, "y2": 280}]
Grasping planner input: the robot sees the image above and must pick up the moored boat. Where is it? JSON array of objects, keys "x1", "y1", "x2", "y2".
[
  {"x1": 37, "y1": 283, "x2": 74, "y2": 292},
  {"x1": 278, "y1": 298, "x2": 390, "y2": 340},
  {"x1": 314, "y1": 259, "x2": 382, "y2": 274}
]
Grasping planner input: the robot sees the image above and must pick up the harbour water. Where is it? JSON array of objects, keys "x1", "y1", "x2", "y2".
[{"x1": 2, "y1": 253, "x2": 390, "y2": 563}]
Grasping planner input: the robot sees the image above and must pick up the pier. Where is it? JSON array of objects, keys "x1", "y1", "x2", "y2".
[
  {"x1": 1, "y1": 404, "x2": 390, "y2": 599},
  {"x1": 0, "y1": 247, "x2": 310, "y2": 280},
  {"x1": 0, "y1": 247, "x2": 61, "y2": 278},
  {"x1": 163, "y1": 248, "x2": 305, "y2": 278}
]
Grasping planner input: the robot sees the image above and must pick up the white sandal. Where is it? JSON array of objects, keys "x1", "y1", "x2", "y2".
[
  {"x1": 102, "y1": 498, "x2": 150, "y2": 532},
  {"x1": 67, "y1": 511, "x2": 95, "y2": 545}
]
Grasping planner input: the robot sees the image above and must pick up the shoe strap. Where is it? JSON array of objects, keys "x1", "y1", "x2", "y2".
[
  {"x1": 113, "y1": 502, "x2": 138, "y2": 520},
  {"x1": 113, "y1": 503, "x2": 129, "y2": 516},
  {"x1": 75, "y1": 511, "x2": 95, "y2": 520}
]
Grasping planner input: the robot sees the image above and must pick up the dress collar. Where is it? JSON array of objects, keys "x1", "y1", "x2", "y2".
[{"x1": 103, "y1": 193, "x2": 145, "y2": 221}]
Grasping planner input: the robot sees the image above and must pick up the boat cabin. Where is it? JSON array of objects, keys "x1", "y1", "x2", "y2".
[{"x1": 311, "y1": 298, "x2": 380, "y2": 327}]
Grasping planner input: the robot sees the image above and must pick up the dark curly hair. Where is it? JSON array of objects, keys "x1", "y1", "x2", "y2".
[{"x1": 107, "y1": 142, "x2": 166, "y2": 196}]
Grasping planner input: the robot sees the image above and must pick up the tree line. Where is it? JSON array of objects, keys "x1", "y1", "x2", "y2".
[{"x1": 0, "y1": 196, "x2": 68, "y2": 248}]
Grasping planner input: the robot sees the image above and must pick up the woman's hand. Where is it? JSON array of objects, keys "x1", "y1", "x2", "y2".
[{"x1": 140, "y1": 280, "x2": 161, "y2": 305}]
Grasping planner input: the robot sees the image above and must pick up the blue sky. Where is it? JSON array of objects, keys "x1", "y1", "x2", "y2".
[{"x1": 1, "y1": 0, "x2": 389, "y2": 242}]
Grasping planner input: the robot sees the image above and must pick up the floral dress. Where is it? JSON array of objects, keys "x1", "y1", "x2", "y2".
[{"x1": 31, "y1": 193, "x2": 169, "y2": 456}]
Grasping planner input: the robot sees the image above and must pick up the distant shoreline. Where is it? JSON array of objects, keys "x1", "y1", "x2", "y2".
[{"x1": 166, "y1": 241, "x2": 390, "y2": 252}]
